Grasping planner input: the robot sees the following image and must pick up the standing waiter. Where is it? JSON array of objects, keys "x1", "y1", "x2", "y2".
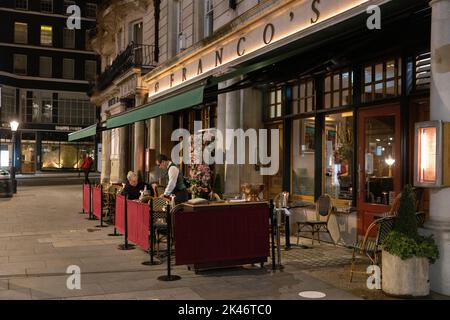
[{"x1": 156, "y1": 154, "x2": 188, "y2": 204}]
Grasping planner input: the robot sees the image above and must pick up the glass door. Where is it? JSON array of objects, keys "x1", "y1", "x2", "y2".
[{"x1": 357, "y1": 105, "x2": 401, "y2": 236}]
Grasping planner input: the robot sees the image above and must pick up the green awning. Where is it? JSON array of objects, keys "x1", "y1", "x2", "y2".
[
  {"x1": 106, "y1": 85, "x2": 205, "y2": 129},
  {"x1": 68, "y1": 124, "x2": 97, "y2": 142}
]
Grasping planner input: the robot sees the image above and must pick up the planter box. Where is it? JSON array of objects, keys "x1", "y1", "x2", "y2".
[{"x1": 382, "y1": 250, "x2": 430, "y2": 297}]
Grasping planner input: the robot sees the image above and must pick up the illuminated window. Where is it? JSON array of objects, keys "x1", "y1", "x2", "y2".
[
  {"x1": 292, "y1": 118, "x2": 315, "y2": 199},
  {"x1": 292, "y1": 78, "x2": 315, "y2": 114},
  {"x1": 324, "y1": 70, "x2": 353, "y2": 109},
  {"x1": 266, "y1": 88, "x2": 283, "y2": 119},
  {"x1": 40, "y1": 25, "x2": 53, "y2": 46},
  {"x1": 363, "y1": 58, "x2": 402, "y2": 103},
  {"x1": 14, "y1": 22, "x2": 28, "y2": 44}
]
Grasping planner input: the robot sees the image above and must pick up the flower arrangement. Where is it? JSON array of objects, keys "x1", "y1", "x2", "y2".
[{"x1": 188, "y1": 133, "x2": 212, "y2": 199}]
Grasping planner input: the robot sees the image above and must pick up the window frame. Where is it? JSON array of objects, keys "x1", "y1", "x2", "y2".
[
  {"x1": 13, "y1": 54, "x2": 27, "y2": 75},
  {"x1": 15, "y1": 0, "x2": 28, "y2": 10},
  {"x1": 62, "y1": 58, "x2": 75, "y2": 80},
  {"x1": 323, "y1": 69, "x2": 353, "y2": 109},
  {"x1": 14, "y1": 22, "x2": 28, "y2": 44},
  {"x1": 362, "y1": 57, "x2": 402, "y2": 103},
  {"x1": 84, "y1": 60, "x2": 97, "y2": 81},
  {"x1": 266, "y1": 87, "x2": 283, "y2": 121},
  {"x1": 291, "y1": 78, "x2": 315, "y2": 115},
  {"x1": 63, "y1": 28, "x2": 76, "y2": 49},
  {"x1": 204, "y1": 0, "x2": 214, "y2": 38},
  {"x1": 40, "y1": 0, "x2": 53, "y2": 13},
  {"x1": 39, "y1": 56, "x2": 53, "y2": 78},
  {"x1": 86, "y1": 3, "x2": 97, "y2": 18},
  {"x1": 40, "y1": 25, "x2": 53, "y2": 47}
]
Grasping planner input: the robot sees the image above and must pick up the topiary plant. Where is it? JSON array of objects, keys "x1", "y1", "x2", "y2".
[{"x1": 382, "y1": 184, "x2": 439, "y2": 263}]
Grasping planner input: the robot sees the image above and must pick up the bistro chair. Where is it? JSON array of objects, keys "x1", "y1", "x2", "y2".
[
  {"x1": 296, "y1": 194, "x2": 334, "y2": 245},
  {"x1": 149, "y1": 197, "x2": 170, "y2": 257},
  {"x1": 349, "y1": 216, "x2": 395, "y2": 282}
]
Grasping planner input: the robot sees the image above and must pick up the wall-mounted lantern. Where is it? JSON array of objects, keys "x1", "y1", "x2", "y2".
[{"x1": 414, "y1": 121, "x2": 450, "y2": 188}]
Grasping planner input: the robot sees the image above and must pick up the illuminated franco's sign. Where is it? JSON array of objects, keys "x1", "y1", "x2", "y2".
[{"x1": 145, "y1": 0, "x2": 371, "y2": 99}]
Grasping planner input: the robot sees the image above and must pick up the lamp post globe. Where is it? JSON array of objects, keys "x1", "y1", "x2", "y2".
[{"x1": 9, "y1": 120, "x2": 19, "y2": 194}]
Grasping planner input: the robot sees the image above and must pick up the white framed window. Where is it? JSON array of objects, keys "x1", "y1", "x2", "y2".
[
  {"x1": 62, "y1": 59, "x2": 75, "y2": 79},
  {"x1": 14, "y1": 22, "x2": 28, "y2": 44},
  {"x1": 85, "y1": 60, "x2": 97, "y2": 81},
  {"x1": 39, "y1": 57, "x2": 52, "y2": 78},
  {"x1": 204, "y1": 0, "x2": 214, "y2": 38},
  {"x1": 40, "y1": 25, "x2": 53, "y2": 46},
  {"x1": 15, "y1": 0, "x2": 28, "y2": 10},
  {"x1": 63, "y1": 28, "x2": 75, "y2": 48},
  {"x1": 64, "y1": 1, "x2": 76, "y2": 15},
  {"x1": 86, "y1": 3, "x2": 97, "y2": 18},
  {"x1": 13, "y1": 54, "x2": 27, "y2": 75},
  {"x1": 40, "y1": 0, "x2": 53, "y2": 13}
]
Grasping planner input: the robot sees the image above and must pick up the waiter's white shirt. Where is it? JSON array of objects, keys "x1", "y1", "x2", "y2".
[{"x1": 164, "y1": 161, "x2": 179, "y2": 196}]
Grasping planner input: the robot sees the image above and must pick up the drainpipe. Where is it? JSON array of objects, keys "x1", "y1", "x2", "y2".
[{"x1": 153, "y1": 0, "x2": 160, "y2": 63}]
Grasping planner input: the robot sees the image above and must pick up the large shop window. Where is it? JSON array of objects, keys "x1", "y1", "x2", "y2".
[
  {"x1": 363, "y1": 58, "x2": 402, "y2": 103},
  {"x1": 292, "y1": 79, "x2": 314, "y2": 114},
  {"x1": 267, "y1": 88, "x2": 282, "y2": 120},
  {"x1": 324, "y1": 112, "x2": 354, "y2": 201},
  {"x1": 292, "y1": 118, "x2": 315, "y2": 199},
  {"x1": 324, "y1": 70, "x2": 353, "y2": 109},
  {"x1": 42, "y1": 141, "x2": 94, "y2": 170}
]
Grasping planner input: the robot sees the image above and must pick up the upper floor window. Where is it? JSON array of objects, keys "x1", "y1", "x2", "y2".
[
  {"x1": 13, "y1": 54, "x2": 27, "y2": 75},
  {"x1": 62, "y1": 58, "x2": 75, "y2": 79},
  {"x1": 292, "y1": 78, "x2": 315, "y2": 114},
  {"x1": 85, "y1": 60, "x2": 97, "y2": 81},
  {"x1": 324, "y1": 70, "x2": 353, "y2": 109},
  {"x1": 363, "y1": 58, "x2": 402, "y2": 103},
  {"x1": 41, "y1": 0, "x2": 53, "y2": 13},
  {"x1": 64, "y1": 1, "x2": 76, "y2": 15},
  {"x1": 14, "y1": 22, "x2": 28, "y2": 44},
  {"x1": 267, "y1": 88, "x2": 283, "y2": 120},
  {"x1": 86, "y1": 3, "x2": 97, "y2": 18},
  {"x1": 204, "y1": 0, "x2": 214, "y2": 38},
  {"x1": 175, "y1": 0, "x2": 184, "y2": 53},
  {"x1": 63, "y1": 28, "x2": 76, "y2": 49},
  {"x1": 85, "y1": 30, "x2": 92, "y2": 50},
  {"x1": 15, "y1": 0, "x2": 28, "y2": 10},
  {"x1": 40, "y1": 25, "x2": 53, "y2": 46},
  {"x1": 39, "y1": 56, "x2": 52, "y2": 78}
]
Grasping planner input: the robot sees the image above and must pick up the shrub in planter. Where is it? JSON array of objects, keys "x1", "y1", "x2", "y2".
[{"x1": 381, "y1": 185, "x2": 439, "y2": 297}]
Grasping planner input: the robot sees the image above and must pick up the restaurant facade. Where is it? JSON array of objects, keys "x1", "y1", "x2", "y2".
[{"x1": 81, "y1": 0, "x2": 450, "y2": 295}]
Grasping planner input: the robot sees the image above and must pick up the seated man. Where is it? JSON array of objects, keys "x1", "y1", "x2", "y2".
[{"x1": 122, "y1": 171, "x2": 154, "y2": 200}]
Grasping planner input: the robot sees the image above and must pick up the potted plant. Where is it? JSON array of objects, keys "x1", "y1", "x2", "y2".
[{"x1": 381, "y1": 185, "x2": 439, "y2": 297}]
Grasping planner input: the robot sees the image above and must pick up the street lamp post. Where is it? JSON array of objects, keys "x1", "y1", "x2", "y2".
[{"x1": 10, "y1": 120, "x2": 19, "y2": 194}]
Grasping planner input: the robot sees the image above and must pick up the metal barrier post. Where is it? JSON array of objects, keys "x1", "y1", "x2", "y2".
[
  {"x1": 117, "y1": 194, "x2": 135, "y2": 250},
  {"x1": 80, "y1": 184, "x2": 86, "y2": 214},
  {"x1": 158, "y1": 204, "x2": 181, "y2": 281},
  {"x1": 96, "y1": 185, "x2": 108, "y2": 228},
  {"x1": 143, "y1": 198, "x2": 162, "y2": 265},
  {"x1": 88, "y1": 183, "x2": 95, "y2": 220},
  {"x1": 270, "y1": 199, "x2": 276, "y2": 271},
  {"x1": 108, "y1": 193, "x2": 122, "y2": 236}
]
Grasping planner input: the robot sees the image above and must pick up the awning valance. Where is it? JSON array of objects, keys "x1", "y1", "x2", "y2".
[
  {"x1": 106, "y1": 85, "x2": 205, "y2": 129},
  {"x1": 68, "y1": 124, "x2": 97, "y2": 142}
]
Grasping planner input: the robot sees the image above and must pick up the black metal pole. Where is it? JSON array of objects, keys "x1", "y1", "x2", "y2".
[
  {"x1": 80, "y1": 183, "x2": 85, "y2": 214},
  {"x1": 143, "y1": 198, "x2": 162, "y2": 265},
  {"x1": 158, "y1": 204, "x2": 180, "y2": 281},
  {"x1": 11, "y1": 131, "x2": 17, "y2": 194},
  {"x1": 270, "y1": 199, "x2": 276, "y2": 271},
  {"x1": 88, "y1": 183, "x2": 95, "y2": 220},
  {"x1": 118, "y1": 194, "x2": 135, "y2": 250},
  {"x1": 285, "y1": 214, "x2": 291, "y2": 250},
  {"x1": 96, "y1": 184, "x2": 108, "y2": 228},
  {"x1": 108, "y1": 192, "x2": 122, "y2": 236}
]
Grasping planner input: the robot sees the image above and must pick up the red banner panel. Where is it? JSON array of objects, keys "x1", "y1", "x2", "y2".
[
  {"x1": 127, "y1": 200, "x2": 150, "y2": 251},
  {"x1": 83, "y1": 184, "x2": 90, "y2": 213},
  {"x1": 92, "y1": 186, "x2": 102, "y2": 219},
  {"x1": 115, "y1": 194, "x2": 126, "y2": 234},
  {"x1": 175, "y1": 203, "x2": 270, "y2": 266}
]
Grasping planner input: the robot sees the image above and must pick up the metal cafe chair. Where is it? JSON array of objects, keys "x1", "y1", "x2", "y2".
[
  {"x1": 149, "y1": 197, "x2": 170, "y2": 257},
  {"x1": 349, "y1": 216, "x2": 395, "y2": 282},
  {"x1": 296, "y1": 194, "x2": 334, "y2": 245}
]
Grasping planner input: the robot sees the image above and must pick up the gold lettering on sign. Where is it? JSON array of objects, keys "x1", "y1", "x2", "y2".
[
  {"x1": 215, "y1": 48, "x2": 223, "y2": 67},
  {"x1": 154, "y1": 82, "x2": 159, "y2": 93},
  {"x1": 311, "y1": 0, "x2": 321, "y2": 24},
  {"x1": 197, "y1": 59, "x2": 203, "y2": 75},
  {"x1": 170, "y1": 73, "x2": 175, "y2": 87},
  {"x1": 263, "y1": 23, "x2": 275, "y2": 44},
  {"x1": 237, "y1": 37, "x2": 246, "y2": 56},
  {"x1": 182, "y1": 67, "x2": 187, "y2": 81}
]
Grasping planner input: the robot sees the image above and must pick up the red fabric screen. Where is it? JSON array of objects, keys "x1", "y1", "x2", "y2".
[
  {"x1": 82, "y1": 184, "x2": 90, "y2": 213},
  {"x1": 126, "y1": 200, "x2": 150, "y2": 251},
  {"x1": 92, "y1": 186, "x2": 102, "y2": 219},
  {"x1": 115, "y1": 194, "x2": 125, "y2": 234},
  {"x1": 175, "y1": 204, "x2": 270, "y2": 266}
]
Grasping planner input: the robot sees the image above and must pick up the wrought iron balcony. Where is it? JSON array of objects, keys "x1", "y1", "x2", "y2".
[{"x1": 95, "y1": 42, "x2": 156, "y2": 92}]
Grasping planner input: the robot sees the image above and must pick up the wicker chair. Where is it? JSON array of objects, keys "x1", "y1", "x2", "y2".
[
  {"x1": 349, "y1": 216, "x2": 395, "y2": 282},
  {"x1": 296, "y1": 194, "x2": 334, "y2": 245},
  {"x1": 149, "y1": 197, "x2": 170, "y2": 257}
]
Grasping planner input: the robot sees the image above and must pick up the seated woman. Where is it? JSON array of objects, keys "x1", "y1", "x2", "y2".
[{"x1": 122, "y1": 171, "x2": 154, "y2": 200}]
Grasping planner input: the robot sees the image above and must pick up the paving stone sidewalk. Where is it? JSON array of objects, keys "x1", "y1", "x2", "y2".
[{"x1": 0, "y1": 185, "x2": 368, "y2": 300}]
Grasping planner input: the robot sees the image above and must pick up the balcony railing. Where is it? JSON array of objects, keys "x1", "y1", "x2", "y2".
[{"x1": 95, "y1": 42, "x2": 156, "y2": 92}]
